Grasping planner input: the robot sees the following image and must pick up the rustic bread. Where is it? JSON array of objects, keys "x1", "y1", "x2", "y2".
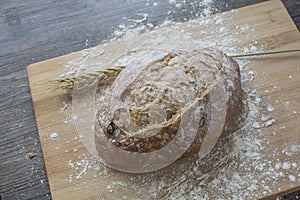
[{"x1": 95, "y1": 48, "x2": 242, "y2": 158}]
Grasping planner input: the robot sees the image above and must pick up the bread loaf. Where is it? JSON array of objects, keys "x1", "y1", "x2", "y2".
[{"x1": 95, "y1": 48, "x2": 242, "y2": 159}]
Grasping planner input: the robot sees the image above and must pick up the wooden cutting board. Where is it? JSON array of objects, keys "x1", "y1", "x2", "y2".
[{"x1": 27, "y1": 0, "x2": 300, "y2": 199}]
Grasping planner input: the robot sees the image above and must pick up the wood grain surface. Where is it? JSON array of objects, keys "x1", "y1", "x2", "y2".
[{"x1": 0, "y1": 0, "x2": 300, "y2": 199}]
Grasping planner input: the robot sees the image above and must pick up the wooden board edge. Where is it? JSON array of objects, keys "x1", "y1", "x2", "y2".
[
  {"x1": 262, "y1": 186, "x2": 300, "y2": 200},
  {"x1": 277, "y1": 0, "x2": 300, "y2": 33},
  {"x1": 26, "y1": 66, "x2": 55, "y2": 199},
  {"x1": 241, "y1": 0, "x2": 299, "y2": 34}
]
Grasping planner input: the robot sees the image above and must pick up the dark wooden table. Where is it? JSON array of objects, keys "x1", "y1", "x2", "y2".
[{"x1": 0, "y1": 0, "x2": 299, "y2": 199}]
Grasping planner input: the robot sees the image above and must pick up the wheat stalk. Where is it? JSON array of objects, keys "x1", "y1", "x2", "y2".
[
  {"x1": 56, "y1": 66, "x2": 125, "y2": 90},
  {"x1": 55, "y1": 48, "x2": 300, "y2": 90},
  {"x1": 230, "y1": 48, "x2": 300, "y2": 58}
]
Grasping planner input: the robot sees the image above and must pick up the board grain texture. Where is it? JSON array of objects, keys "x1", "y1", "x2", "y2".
[
  {"x1": 1, "y1": 0, "x2": 300, "y2": 199},
  {"x1": 25, "y1": 0, "x2": 300, "y2": 199}
]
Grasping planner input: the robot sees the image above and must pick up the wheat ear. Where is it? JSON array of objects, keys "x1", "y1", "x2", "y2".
[
  {"x1": 56, "y1": 66, "x2": 125, "y2": 90},
  {"x1": 55, "y1": 48, "x2": 300, "y2": 90}
]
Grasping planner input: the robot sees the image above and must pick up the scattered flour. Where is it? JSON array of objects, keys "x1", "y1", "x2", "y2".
[
  {"x1": 50, "y1": 132, "x2": 58, "y2": 141},
  {"x1": 107, "y1": 181, "x2": 127, "y2": 193},
  {"x1": 56, "y1": 2, "x2": 299, "y2": 199},
  {"x1": 67, "y1": 157, "x2": 90, "y2": 182},
  {"x1": 263, "y1": 118, "x2": 276, "y2": 127},
  {"x1": 75, "y1": 159, "x2": 89, "y2": 180},
  {"x1": 282, "y1": 162, "x2": 291, "y2": 170},
  {"x1": 289, "y1": 175, "x2": 296, "y2": 182}
]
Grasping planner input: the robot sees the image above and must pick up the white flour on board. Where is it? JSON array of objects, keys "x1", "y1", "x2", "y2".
[{"x1": 52, "y1": 3, "x2": 300, "y2": 200}]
